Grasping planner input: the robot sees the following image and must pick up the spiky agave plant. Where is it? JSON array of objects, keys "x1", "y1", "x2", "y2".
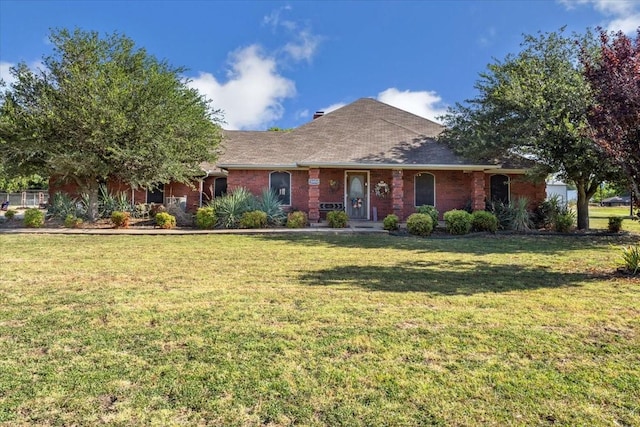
[
  {"x1": 213, "y1": 187, "x2": 256, "y2": 228},
  {"x1": 509, "y1": 197, "x2": 533, "y2": 232},
  {"x1": 257, "y1": 188, "x2": 286, "y2": 226}
]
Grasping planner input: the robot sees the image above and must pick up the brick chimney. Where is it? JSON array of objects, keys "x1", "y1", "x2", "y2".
[{"x1": 313, "y1": 111, "x2": 324, "y2": 120}]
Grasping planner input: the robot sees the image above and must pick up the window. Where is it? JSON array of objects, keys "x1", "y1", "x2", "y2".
[
  {"x1": 147, "y1": 185, "x2": 164, "y2": 204},
  {"x1": 214, "y1": 177, "x2": 227, "y2": 198},
  {"x1": 415, "y1": 173, "x2": 435, "y2": 207},
  {"x1": 490, "y1": 174, "x2": 510, "y2": 204},
  {"x1": 270, "y1": 171, "x2": 291, "y2": 205}
]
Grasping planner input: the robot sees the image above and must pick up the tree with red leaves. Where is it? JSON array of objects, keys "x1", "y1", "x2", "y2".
[{"x1": 582, "y1": 29, "x2": 640, "y2": 211}]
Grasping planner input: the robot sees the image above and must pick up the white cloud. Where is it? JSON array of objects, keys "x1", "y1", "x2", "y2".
[
  {"x1": 296, "y1": 109, "x2": 310, "y2": 119},
  {"x1": 559, "y1": 0, "x2": 640, "y2": 33},
  {"x1": 263, "y1": 6, "x2": 323, "y2": 63},
  {"x1": 320, "y1": 102, "x2": 347, "y2": 114},
  {"x1": 188, "y1": 45, "x2": 296, "y2": 130},
  {"x1": 608, "y1": 13, "x2": 640, "y2": 33},
  {"x1": 0, "y1": 61, "x2": 14, "y2": 86},
  {"x1": 284, "y1": 29, "x2": 322, "y2": 63},
  {"x1": 376, "y1": 88, "x2": 447, "y2": 123},
  {"x1": 0, "y1": 60, "x2": 45, "y2": 88}
]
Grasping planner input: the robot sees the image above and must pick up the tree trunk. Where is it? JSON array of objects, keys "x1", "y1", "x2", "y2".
[
  {"x1": 87, "y1": 186, "x2": 99, "y2": 222},
  {"x1": 575, "y1": 184, "x2": 590, "y2": 230},
  {"x1": 78, "y1": 179, "x2": 100, "y2": 222}
]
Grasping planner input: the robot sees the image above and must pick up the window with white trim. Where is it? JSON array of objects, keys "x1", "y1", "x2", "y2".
[{"x1": 270, "y1": 171, "x2": 291, "y2": 205}]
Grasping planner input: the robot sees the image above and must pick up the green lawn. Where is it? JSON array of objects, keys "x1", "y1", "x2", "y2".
[
  {"x1": 1, "y1": 232, "x2": 639, "y2": 426},
  {"x1": 587, "y1": 205, "x2": 640, "y2": 232}
]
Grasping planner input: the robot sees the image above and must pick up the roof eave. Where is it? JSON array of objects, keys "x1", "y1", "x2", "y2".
[
  {"x1": 299, "y1": 162, "x2": 501, "y2": 171},
  {"x1": 217, "y1": 163, "x2": 302, "y2": 170}
]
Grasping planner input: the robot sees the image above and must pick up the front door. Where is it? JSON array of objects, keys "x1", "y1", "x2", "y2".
[{"x1": 346, "y1": 172, "x2": 368, "y2": 220}]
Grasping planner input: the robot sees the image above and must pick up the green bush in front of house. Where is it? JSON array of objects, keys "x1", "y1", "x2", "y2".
[
  {"x1": 195, "y1": 207, "x2": 217, "y2": 229},
  {"x1": 286, "y1": 211, "x2": 308, "y2": 228},
  {"x1": 257, "y1": 189, "x2": 286, "y2": 226},
  {"x1": 240, "y1": 210, "x2": 268, "y2": 229},
  {"x1": 23, "y1": 208, "x2": 45, "y2": 228},
  {"x1": 444, "y1": 209, "x2": 472, "y2": 235},
  {"x1": 212, "y1": 187, "x2": 257, "y2": 229},
  {"x1": 554, "y1": 209, "x2": 575, "y2": 233},
  {"x1": 608, "y1": 216, "x2": 624, "y2": 233},
  {"x1": 471, "y1": 210, "x2": 498, "y2": 233},
  {"x1": 416, "y1": 205, "x2": 439, "y2": 227},
  {"x1": 327, "y1": 210, "x2": 348, "y2": 228},
  {"x1": 406, "y1": 213, "x2": 433, "y2": 236},
  {"x1": 383, "y1": 214, "x2": 400, "y2": 231},
  {"x1": 64, "y1": 214, "x2": 83, "y2": 228},
  {"x1": 4, "y1": 209, "x2": 17, "y2": 220},
  {"x1": 155, "y1": 212, "x2": 176, "y2": 229},
  {"x1": 110, "y1": 211, "x2": 130, "y2": 228}
]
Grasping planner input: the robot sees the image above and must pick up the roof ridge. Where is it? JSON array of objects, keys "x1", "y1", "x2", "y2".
[{"x1": 379, "y1": 117, "x2": 436, "y2": 138}]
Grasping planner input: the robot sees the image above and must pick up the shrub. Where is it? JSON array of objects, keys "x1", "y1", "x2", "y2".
[
  {"x1": 64, "y1": 214, "x2": 83, "y2": 228},
  {"x1": 383, "y1": 214, "x2": 400, "y2": 231},
  {"x1": 416, "y1": 205, "x2": 439, "y2": 226},
  {"x1": 554, "y1": 210, "x2": 575, "y2": 233},
  {"x1": 406, "y1": 213, "x2": 433, "y2": 236},
  {"x1": 509, "y1": 198, "x2": 533, "y2": 232},
  {"x1": 48, "y1": 191, "x2": 82, "y2": 220},
  {"x1": 486, "y1": 200, "x2": 513, "y2": 230},
  {"x1": 165, "y1": 204, "x2": 193, "y2": 227},
  {"x1": 608, "y1": 216, "x2": 624, "y2": 233},
  {"x1": 195, "y1": 207, "x2": 217, "y2": 229},
  {"x1": 155, "y1": 212, "x2": 176, "y2": 229},
  {"x1": 149, "y1": 203, "x2": 166, "y2": 218},
  {"x1": 213, "y1": 187, "x2": 256, "y2": 229},
  {"x1": 239, "y1": 210, "x2": 267, "y2": 229},
  {"x1": 443, "y1": 209, "x2": 472, "y2": 235},
  {"x1": 621, "y1": 244, "x2": 640, "y2": 275},
  {"x1": 4, "y1": 209, "x2": 16, "y2": 220},
  {"x1": 286, "y1": 211, "x2": 308, "y2": 228},
  {"x1": 257, "y1": 188, "x2": 286, "y2": 226},
  {"x1": 533, "y1": 195, "x2": 563, "y2": 229},
  {"x1": 110, "y1": 211, "x2": 131, "y2": 228},
  {"x1": 471, "y1": 210, "x2": 498, "y2": 233},
  {"x1": 23, "y1": 208, "x2": 44, "y2": 228},
  {"x1": 327, "y1": 210, "x2": 348, "y2": 228},
  {"x1": 95, "y1": 184, "x2": 132, "y2": 218}
]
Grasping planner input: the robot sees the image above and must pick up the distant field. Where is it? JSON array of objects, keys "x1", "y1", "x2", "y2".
[
  {"x1": 587, "y1": 205, "x2": 640, "y2": 232},
  {"x1": 1, "y1": 233, "x2": 638, "y2": 426}
]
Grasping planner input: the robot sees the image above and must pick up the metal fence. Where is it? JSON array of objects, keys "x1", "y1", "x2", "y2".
[{"x1": 0, "y1": 191, "x2": 49, "y2": 208}]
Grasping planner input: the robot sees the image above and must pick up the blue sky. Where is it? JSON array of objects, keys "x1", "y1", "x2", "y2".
[{"x1": 1, "y1": 0, "x2": 639, "y2": 130}]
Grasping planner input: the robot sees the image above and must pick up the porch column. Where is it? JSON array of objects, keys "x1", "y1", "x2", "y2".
[
  {"x1": 392, "y1": 169, "x2": 404, "y2": 220},
  {"x1": 308, "y1": 168, "x2": 320, "y2": 222},
  {"x1": 471, "y1": 171, "x2": 486, "y2": 211}
]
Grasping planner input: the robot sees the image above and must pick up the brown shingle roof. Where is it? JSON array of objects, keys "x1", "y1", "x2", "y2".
[{"x1": 216, "y1": 98, "x2": 508, "y2": 169}]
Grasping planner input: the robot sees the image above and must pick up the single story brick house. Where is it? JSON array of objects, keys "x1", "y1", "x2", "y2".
[{"x1": 50, "y1": 98, "x2": 546, "y2": 221}]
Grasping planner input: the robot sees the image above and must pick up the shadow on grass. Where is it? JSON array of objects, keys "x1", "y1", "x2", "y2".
[
  {"x1": 255, "y1": 233, "x2": 634, "y2": 256},
  {"x1": 299, "y1": 259, "x2": 603, "y2": 295}
]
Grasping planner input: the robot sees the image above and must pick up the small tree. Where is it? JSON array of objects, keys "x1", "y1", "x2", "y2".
[{"x1": 0, "y1": 28, "x2": 223, "y2": 220}]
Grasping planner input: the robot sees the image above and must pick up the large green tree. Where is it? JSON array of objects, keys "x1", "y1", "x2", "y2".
[
  {"x1": 0, "y1": 28, "x2": 223, "y2": 220},
  {"x1": 439, "y1": 29, "x2": 619, "y2": 229}
]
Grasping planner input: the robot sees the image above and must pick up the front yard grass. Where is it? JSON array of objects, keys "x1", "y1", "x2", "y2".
[{"x1": 0, "y1": 233, "x2": 639, "y2": 426}]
